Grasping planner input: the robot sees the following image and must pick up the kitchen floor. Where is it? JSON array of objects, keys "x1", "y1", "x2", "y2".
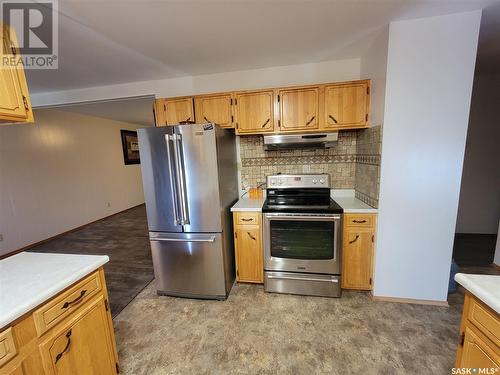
[
  {"x1": 114, "y1": 281, "x2": 464, "y2": 374},
  {"x1": 28, "y1": 205, "x2": 153, "y2": 316}
]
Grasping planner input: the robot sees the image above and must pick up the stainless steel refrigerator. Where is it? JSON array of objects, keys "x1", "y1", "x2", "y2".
[{"x1": 137, "y1": 124, "x2": 238, "y2": 300}]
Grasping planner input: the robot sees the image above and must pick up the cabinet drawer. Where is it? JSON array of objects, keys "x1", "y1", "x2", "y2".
[
  {"x1": 33, "y1": 271, "x2": 102, "y2": 337},
  {"x1": 235, "y1": 212, "x2": 260, "y2": 226},
  {"x1": 0, "y1": 328, "x2": 17, "y2": 367},
  {"x1": 344, "y1": 214, "x2": 375, "y2": 228},
  {"x1": 468, "y1": 297, "x2": 500, "y2": 348}
]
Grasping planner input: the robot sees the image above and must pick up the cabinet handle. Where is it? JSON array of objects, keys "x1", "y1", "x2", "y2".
[
  {"x1": 54, "y1": 329, "x2": 72, "y2": 364},
  {"x1": 328, "y1": 115, "x2": 338, "y2": 124},
  {"x1": 179, "y1": 117, "x2": 195, "y2": 125},
  {"x1": 305, "y1": 116, "x2": 315, "y2": 126},
  {"x1": 204, "y1": 116, "x2": 218, "y2": 126},
  {"x1": 247, "y1": 232, "x2": 256, "y2": 241},
  {"x1": 22, "y1": 95, "x2": 29, "y2": 111},
  {"x1": 261, "y1": 118, "x2": 270, "y2": 128},
  {"x1": 241, "y1": 218, "x2": 253, "y2": 222},
  {"x1": 61, "y1": 290, "x2": 87, "y2": 309},
  {"x1": 353, "y1": 219, "x2": 367, "y2": 224},
  {"x1": 349, "y1": 235, "x2": 360, "y2": 244}
]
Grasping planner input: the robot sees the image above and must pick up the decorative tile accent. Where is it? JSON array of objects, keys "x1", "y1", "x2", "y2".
[
  {"x1": 355, "y1": 190, "x2": 379, "y2": 209},
  {"x1": 355, "y1": 154, "x2": 380, "y2": 166}
]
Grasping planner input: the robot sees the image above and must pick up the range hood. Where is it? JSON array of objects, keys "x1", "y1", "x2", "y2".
[{"x1": 263, "y1": 133, "x2": 338, "y2": 150}]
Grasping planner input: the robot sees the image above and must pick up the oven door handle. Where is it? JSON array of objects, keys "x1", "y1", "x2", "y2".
[
  {"x1": 265, "y1": 214, "x2": 341, "y2": 221},
  {"x1": 266, "y1": 275, "x2": 339, "y2": 283}
]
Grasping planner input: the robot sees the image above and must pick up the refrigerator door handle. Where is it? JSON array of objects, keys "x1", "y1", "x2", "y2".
[
  {"x1": 150, "y1": 235, "x2": 216, "y2": 243},
  {"x1": 172, "y1": 133, "x2": 187, "y2": 225},
  {"x1": 165, "y1": 135, "x2": 180, "y2": 225},
  {"x1": 174, "y1": 133, "x2": 190, "y2": 225}
]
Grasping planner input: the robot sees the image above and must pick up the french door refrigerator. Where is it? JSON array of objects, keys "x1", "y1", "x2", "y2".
[{"x1": 138, "y1": 124, "x2": 238, "y2": 300}]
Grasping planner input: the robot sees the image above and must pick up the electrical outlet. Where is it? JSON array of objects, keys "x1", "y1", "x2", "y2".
[
  {"x1": 106, "y1": 202, "x2": 111, "y2": 207},
  {"x1": 0, "y1": 234, "x2": 3, "y2": 241}
]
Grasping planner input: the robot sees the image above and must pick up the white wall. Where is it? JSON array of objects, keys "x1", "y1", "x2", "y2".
[
  {"x1": 360, "y1": 26, "x2": 389, "y2": 127},
  {"x1": 455, "y1": 74, "x2": 500, "y2": 234},
  {"x1": 31, "y1": 58, "x2": 361, "y2": 106},
  {"x1": 373, "y1": 10, "x2": 481, "y2": 302},
  {"x1": 0, "y1": 109, "x2": 146, "y2": 256}
]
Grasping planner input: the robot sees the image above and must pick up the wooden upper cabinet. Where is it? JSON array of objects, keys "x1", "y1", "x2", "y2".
[
  {"x1": 323, "y1": 81, "x2": 370, "y2": 129},
  {"x1": 194, "y1": 93, "x2": 234, "y2": 128},
  {"x1": 155, "y1": 97, "x2": 194, "y2": 126},
  {"x1": 234, "y1": 90, "x2": 274, "y2": 134},
  {"x1": 153, "y1": 99, "x2": 166, "y2": 127},
  {"x1": 279, "y1": 87, "x2": 319, "y2": 132},
  {"x1": 0, "y1": 24, "x2": 34, "y2": 124}
]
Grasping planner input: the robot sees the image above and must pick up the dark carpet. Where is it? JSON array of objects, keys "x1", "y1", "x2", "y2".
[{"x1": 28, "y1": 205, "x2": 153, "y2": 317}]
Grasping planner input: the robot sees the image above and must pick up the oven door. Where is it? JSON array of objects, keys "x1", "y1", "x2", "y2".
[{"x1": 263, "y1": 213, "x2": 341, "y2": 274}]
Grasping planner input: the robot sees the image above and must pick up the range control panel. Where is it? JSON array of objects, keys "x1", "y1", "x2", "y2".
[{"x1": 266, "y1": 174, "x2": 331, "y2": 189}]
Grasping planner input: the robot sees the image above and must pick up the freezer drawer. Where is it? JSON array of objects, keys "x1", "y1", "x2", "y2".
[{"x1": 149, "y1": 232, "x2": 229, "y2": 299}]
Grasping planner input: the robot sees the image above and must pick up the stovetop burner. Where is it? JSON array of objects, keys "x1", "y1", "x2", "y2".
[{"x1": 262, "y1": 174, "x2": 343, "y2": 214}]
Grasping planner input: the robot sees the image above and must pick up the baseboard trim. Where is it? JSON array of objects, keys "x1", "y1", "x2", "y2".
[
  {"x1": 372, "y1": 295, "x2": 449, "y2": 307},
  {"x1": 0, "y1": 203, "x2": 145, "y2": 260}
]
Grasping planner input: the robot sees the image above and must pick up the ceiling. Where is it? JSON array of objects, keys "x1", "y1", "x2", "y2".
[
  {"x1": 25, "y1": 0, "x2": 500, "y2": 94},
  {"x1": 50, "y1": 96, "x2": 155, "y2": 126}
]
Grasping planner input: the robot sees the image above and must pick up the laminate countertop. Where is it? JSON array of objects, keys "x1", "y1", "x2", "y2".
[
  {"x1": 0, "y1": 252, "x2": 109, "y2": 330},
  {"x1": 454, "y1": 273, "x2": 500, "y2": 314},
  {"x1": 230, "y1": 190, "x2": 377, "y2": 213},
  {"x1": 230, "y1": 197, "x2": 266, "y2": 212}
]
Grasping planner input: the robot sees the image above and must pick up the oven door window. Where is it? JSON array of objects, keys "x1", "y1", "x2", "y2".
[{"x1": 270, "y1": 220, "x2": 334, "y2": 260}]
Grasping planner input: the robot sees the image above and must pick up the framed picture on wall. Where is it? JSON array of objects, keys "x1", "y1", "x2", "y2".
[{"x1": 120, "y1": 130, "x2": 140, "y2": 165}]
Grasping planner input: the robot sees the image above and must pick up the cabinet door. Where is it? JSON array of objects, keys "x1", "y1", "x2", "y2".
[
  {"x1": 459, "y1": 328, "x2": 499, "y2": 368},
  {"x1": 279, "y1": 87, "x2": 319, "y2": 131},
  {"x1": 342, "y1": 229, "x2": 374, "y2": 290},
  {"x1": 324, "y1": 82, "x2": 369, "y2": 129},
  {"x1": 194, "y1": 93, "x2": 233, "y2": 128},
  {"x1": 153, "y1": 99, "x2": 167, "y2": 127},
  {"x1": 0, "y1": 25, "x2": 33, "y2": 123},
  {"x1": 235, "y1": 226, "x2": 263, "y2": 283},
  {"x1": 163, "y1": 97, "x2": 195, "y2": 126},
  {"x1": 40, "y1": 297, "x2": 117, "y2": 375},
  {"x1": 234, "y1": 90, "x2": 274, "y2": 134}
]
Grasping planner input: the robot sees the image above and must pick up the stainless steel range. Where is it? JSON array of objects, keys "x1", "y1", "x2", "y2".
[{"x1": 262, "y1": 174, "x2": 343, "y2": 298}]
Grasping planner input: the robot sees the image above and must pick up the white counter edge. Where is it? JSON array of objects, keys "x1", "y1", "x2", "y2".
[
  {"x1": 0, "y1": 255, "x2": 109, "y2": 330},
  {"x1": 454, "y1": 273, "x2": 500, "y2": 315}
]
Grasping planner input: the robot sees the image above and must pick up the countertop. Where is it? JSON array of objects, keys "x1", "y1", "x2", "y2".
[
  {"x1": 230, "y1": 189, "x2": 377, "y2": 213},
  {"x1": 0, "y1": 252, "x2": 109, "y2": 330},
  {"x1": 454, "y1": 273, "x2": 500, "y2": 314},
  {"x1": 230, "y1": 197, "x2": 266, "y2": 212}
]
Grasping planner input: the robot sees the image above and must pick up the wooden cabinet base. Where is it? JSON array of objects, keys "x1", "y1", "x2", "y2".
[
  {"x1": 233, "y1": 212, "x2": 264, "y2": 284},
  {"x1": 0, "y1": 268, "x2": 118, "y2": 375},
  {"x1": 341, "y1": 213, "x2": 377, "y2": 291},
  {"x1": 455, "y1": 293, "x2": 500, "y2": 369}
]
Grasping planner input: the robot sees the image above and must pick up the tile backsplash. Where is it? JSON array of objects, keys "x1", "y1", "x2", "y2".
[{"x1": 238, "y1": 126, "x2": 382, "y2": 208}]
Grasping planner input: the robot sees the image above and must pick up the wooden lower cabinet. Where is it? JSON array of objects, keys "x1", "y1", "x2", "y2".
[
  {"x1": 0, "y1": 268, "x2": 118, "y2": 375},
  {"x1": 455, "y1": 293, "x2": 500, "y2": 369},
  {"x1": 233, "y1": 212, "x2": 263, "y2": 283},
  {"x1": 39, "y1": 296, "x2": 116, "y2": 375},
  {"x1": 341, "y1": 213, "x2": 376, "y2": 290}
]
